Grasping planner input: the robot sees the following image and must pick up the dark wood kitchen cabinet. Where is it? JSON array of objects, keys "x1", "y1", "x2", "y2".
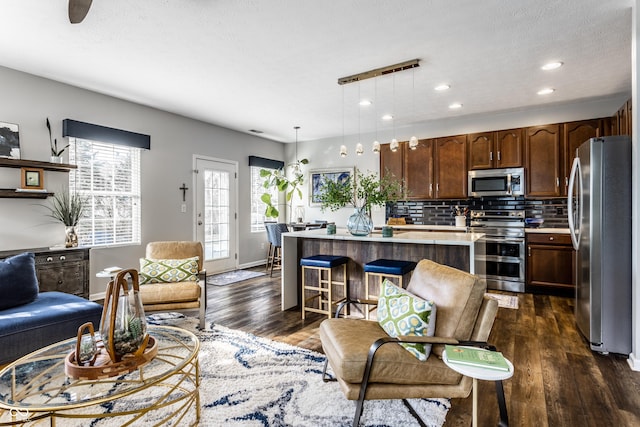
[
  {"x1": 562, "y1": 119, "x2": 607, "y2": 195},
  {"x1": 526, "y1": 124, "x2": 562, "y2": 197},
  {"x1": 404, "y1": 138, "x2": 434, "y2": 199},
  {"x1": 380, "y1": 136, "x2": 466, "y2": 200},
  {"x1": 526, "y1": 233, "x2": 575, "y2": 294},
  {"x1": 380, "y1": 141, "x2": 405, "y2": 187},
  {"x1": 434, "y1": 135, "x2": 467, "y2": 198},
  {"x1": 468, "y1": 129, "x2": 523, "y2": 170},
  {"x1": 0, "y1": 247, "x2": 90, "y2": 298}
]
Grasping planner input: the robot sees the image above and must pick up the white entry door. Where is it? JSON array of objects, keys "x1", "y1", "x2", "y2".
[{"x1": 194, "y1": 157, "x2": 238, "y2": 273}]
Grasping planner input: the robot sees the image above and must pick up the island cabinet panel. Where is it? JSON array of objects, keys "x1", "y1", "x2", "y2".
[
  {"x1": 404, "y1": 138, "x2": 435, "y2": 199},
  {"x1": 435, "y1": 135, "x2": 467, "y2": 199},
  {"x1": 562, "y1": 119, "x2": 605, "y2": 195},
  {"x1": 526, "y1": 124, "x2": 562, "y2": 197},
  {"x1": 299, "y1": 238, "x2": 470, "y2": 302}
]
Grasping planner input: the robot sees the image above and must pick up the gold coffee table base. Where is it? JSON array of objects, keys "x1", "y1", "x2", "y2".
[{"x1": 0, "y1": 326, "x2": 200, "y2": 426}]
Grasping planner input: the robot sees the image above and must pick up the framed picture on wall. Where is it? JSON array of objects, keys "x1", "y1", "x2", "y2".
[
  {"x1": 0, "y1": 121, "x2": 21, "y2": 159},
  {"x1": 21, "y1": 167, "x2": 44, "y2": 190},
  {"x1": 309, "y1": 167, "x2": 353, "y2": 206}
]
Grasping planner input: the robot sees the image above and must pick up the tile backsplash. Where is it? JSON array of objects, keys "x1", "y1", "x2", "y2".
[{"x1": 387, "y1": 197, "x2": 569, "y2": 228}]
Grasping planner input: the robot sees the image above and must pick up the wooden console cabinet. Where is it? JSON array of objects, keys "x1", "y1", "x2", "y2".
[
  {"x1": 526, "y1": 233, "x2": 575, "y2": 294},
  {"x1": 0, "y1": 247, "x2": 90, "y2": 299}
]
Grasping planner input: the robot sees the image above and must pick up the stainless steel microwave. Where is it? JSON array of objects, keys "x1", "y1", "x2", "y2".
[{"x1": 468, "y1": 167, "x2": 525, "y2": 197}]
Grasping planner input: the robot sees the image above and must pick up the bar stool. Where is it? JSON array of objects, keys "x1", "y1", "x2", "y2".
[
  {"x1": 364, "y1": 259, "x2": 417, "y2": 319},
  {"x1": 300, "y1": 255, "x2": 349, "y2": 320}
]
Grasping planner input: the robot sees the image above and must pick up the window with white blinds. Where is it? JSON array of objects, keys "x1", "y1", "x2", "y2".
[
  {"x1": 69, "y1": 137, "x2": 141, "y2": 246},
  {"x1": 250, "y1": 166, "x2": 277, "y2": 233}
]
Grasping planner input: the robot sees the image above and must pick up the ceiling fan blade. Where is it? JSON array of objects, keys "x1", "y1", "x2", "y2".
[{"x1": 68, "y1": 0, "x2": 93, "y2": 24}]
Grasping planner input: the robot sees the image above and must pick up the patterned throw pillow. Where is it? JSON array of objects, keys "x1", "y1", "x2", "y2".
[
  {"x1": 377, "y1": 279, "x2": 437, "y2": 361},
  {"x1": 139, "y1": 257, "x2": 199, "y2": 285}
]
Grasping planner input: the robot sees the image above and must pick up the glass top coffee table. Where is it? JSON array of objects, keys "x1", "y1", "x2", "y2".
[{"x1": 0, "y1": 325, "x2": 200, "y2": 426}]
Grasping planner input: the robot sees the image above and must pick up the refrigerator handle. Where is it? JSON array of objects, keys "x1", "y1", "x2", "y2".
[{"x1": 567, "y1": 157, "x2": 582, "y2": 250}]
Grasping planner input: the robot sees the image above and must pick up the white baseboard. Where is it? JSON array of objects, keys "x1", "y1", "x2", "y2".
[
  {"x1": 90, "y1": 291, "x2": 106, "y2": 302},
  {"x1": 627, "y1": 352, "x2": 640, "y2": 371},
  {"x1": 238, "y1": 259, "x2": 268, "y2": 269}
]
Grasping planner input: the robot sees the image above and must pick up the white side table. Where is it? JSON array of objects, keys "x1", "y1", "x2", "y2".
[
  {"x1": 96, "y1": 267, "x2": 123, "y2": 279},
  {"x1": 443, "y1": 348, "x2": 513, "y2": 427}
]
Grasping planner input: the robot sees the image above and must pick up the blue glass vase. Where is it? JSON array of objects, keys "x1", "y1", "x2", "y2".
[{"x1": 347, "y1": 207, "x2": 373, "y2": 236}]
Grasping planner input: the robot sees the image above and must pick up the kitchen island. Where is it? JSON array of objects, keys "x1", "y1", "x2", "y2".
[{"x1": 280, "y1": 228, "x2": 485, "y2": 310}]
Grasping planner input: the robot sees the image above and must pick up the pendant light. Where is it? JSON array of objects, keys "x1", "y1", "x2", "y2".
[
  {"x1": 409, "y1": 68, "x2": 419, "y2": 150},
  {"x1": 356, "y1": 81, "x2": 364, "y2": 155},
  {"x1": 372, "y1": 75, "x2": 380, "y2": 153},
  {"x1": 389, "y1": 74, "x2": 398, "y2": 152}
]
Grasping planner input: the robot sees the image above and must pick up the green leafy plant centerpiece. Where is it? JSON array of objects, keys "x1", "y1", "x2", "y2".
[
  {"x1": 317, "y1": 169, "x2": 403, "y2": 235},
  {"x1": 260, "y1": 158, "x2": 309, "y2": 220}
]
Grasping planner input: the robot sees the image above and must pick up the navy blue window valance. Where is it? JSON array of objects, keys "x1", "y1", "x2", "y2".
[
  {"x1": 248, "y1": 156, "x2": 284, "y2": 170},
  {"x1": 62, "y1": 119, "x2": 150, "y2": 150}
]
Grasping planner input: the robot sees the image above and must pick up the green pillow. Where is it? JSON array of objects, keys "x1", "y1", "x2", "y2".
[
  {"x1": 139, "y1": 256, "x2": 199, "y2": 285},
  {"x1": 377, "y1": 279, "x2": 437, "y2": 361}
]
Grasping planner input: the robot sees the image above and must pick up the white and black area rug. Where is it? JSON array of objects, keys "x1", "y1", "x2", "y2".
[
  {"x1": 206, "y1": 269, "x2": 266, "y2": 286},
  {"x1": 145, "y1": 313, "x2": 451, "y2": 426}
]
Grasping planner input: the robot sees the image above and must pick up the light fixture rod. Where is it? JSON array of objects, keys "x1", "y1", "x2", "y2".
[{"x1": 337, "y1": 59, "x2": 420, "y2": 85}]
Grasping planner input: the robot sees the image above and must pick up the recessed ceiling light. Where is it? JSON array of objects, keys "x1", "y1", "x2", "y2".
[
  {"x1": 434, "y1": 84, "x2": 450, "y2": 91},
  {"x1": 359, "y1": 99, "x2": 372, "y2": 106},
  {"x1": 537, "y1": 88, "x2": 555, "y2": 95},
  {"x1": 541, "y1": 62, "x2": 563, "y2": 71},
  {"x1": 381, "y1": 114, "x2": 394, "y2": 120},
  {"x1": 449, "y1": 103, "x2": 463, "y2": 109}
]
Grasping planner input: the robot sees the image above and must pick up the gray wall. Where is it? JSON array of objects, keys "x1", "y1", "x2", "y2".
[{"x1": 0, "y1": 66, "x2": 283, "y2": 298}]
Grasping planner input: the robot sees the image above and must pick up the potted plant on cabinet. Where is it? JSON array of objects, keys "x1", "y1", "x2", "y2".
[
  {"x1": 317, "y1": 169, "x2": 403, "y2": 236},
  {"x1": 42, "y1": 190, "x2": 86, "y2": 247}
]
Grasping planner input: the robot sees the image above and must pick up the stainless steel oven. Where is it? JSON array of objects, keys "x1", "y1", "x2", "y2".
[{"x1": 471, "y1": 209, "x2": 525, "y2": 292}]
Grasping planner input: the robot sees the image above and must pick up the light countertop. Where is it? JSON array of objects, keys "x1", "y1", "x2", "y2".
[{"x1": 284, "y1": 228, "x2": 485, "y2": 245}]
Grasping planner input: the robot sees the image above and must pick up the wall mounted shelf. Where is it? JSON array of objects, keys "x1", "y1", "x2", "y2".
[
  {"x1": 0, "y1": 158, "x2": 77, "y2": 171},
  {"x1": 0, "y1": 189, "x2": 54, "y2": 199}
]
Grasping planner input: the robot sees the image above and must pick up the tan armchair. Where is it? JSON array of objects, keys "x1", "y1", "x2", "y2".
[
  {"x1": 139, "y1": 241, "x2": 207, "y2": 329},
  {"x1": 319, "y1": 259, "x2": 505, "y2": 426}
]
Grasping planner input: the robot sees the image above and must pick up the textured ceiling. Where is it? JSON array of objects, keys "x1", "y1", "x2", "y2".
[{"x1": 0, "y1": 0, "x2": 632, "y2": 142}]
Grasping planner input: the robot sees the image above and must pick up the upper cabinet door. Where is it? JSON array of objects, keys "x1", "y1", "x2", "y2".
[
  {"x1": 563, "y1": 119, "x2": 602, "y2": 194},
  {"x1": 526, "y1": 124, "x2": 562, "y2": 197},
  {"x1": 468, "y1": 132, "x2": 494, "y2": 170},
  {"x1": 435, "y1": 135, "x2": 467, "y2": 199},
  {"x1": 380, "y1": 141, "x2": 405, "y2": 186},
  {"x1": 496, "y1": 129, "x2": 523, "y2": 168},
  {"x1": 404, "y1": 139, "x2": 434, "y2": 199}
]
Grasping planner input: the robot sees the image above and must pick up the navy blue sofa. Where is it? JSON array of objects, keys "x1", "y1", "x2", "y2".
[{"x1": 0, "y1": 252, "x2": 103, "y2": 365}]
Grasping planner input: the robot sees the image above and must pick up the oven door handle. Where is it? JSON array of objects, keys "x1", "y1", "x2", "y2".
[{"x1": 482, "y1": 238, "x2": 524, "y2": 244}]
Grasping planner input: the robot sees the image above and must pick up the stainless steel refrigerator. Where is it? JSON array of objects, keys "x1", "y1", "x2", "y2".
[{"x1": 567, "y1": 136, "x2": 632, "y2": 355}]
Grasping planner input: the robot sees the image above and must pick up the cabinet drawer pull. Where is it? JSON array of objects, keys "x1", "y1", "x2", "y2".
[
  {"x1": 46, "y1": 256, "x2": 53, "y2": 262},
  {"x1": 490, "y1": 151, "x2": 493, "y2": 161},
  {"x1": 497, "y1": 151, "x2": 501, "y2": 161},
  {"x1": 59, "y1": 255, "x2": 66, "y2": 261},
  {"x1": 549, "y1": 237, "x2": 554, "y2": 241}
]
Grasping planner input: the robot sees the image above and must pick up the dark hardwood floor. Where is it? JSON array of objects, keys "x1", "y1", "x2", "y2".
[{"x1": 206, "y1": 267, "x2": 640, "y2": 427}]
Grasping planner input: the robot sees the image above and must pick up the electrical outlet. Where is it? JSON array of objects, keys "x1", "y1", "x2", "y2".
[
  {"x1": 261, "y1": 242, "x2": 265, "y2": 249},
  {"x1": 181, "y1": 204, "x2": 187, "y2": 213}
]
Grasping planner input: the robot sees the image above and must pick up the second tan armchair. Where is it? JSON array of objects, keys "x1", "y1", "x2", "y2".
[
  {"x1": 139, "y1": 241, "x2": 207, "y2": 329},
  {"x1": 320, "y1": 259, "x2": 505, "y2": 426}
]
